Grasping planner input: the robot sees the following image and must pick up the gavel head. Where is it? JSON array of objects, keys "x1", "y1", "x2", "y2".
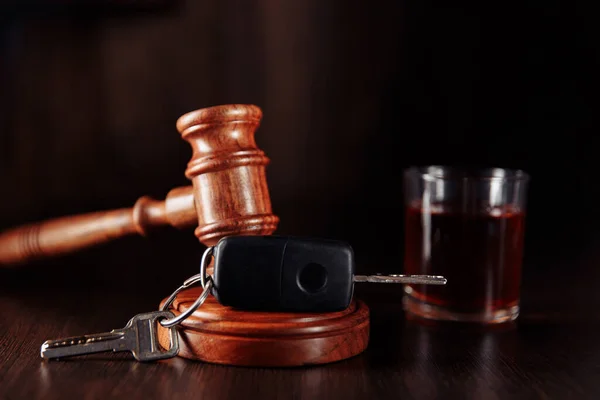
[{"x1": 176, "y1": 104, "x2": 279, "y2": 246}]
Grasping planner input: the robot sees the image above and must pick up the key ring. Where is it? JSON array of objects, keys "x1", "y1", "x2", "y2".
[
  {"x1": 159, "y1": 247, "x2": 215, "y2": 328},
  {"x1": 200, "y1": 246, "x2": 214, "y2": 289}
]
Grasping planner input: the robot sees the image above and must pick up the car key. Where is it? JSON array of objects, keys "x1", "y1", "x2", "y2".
[
  {"x1": 40, "y1": 235, "x2": 445, "y2": 362},
  {"x1": 211, "y1": 235, "x2": 447, "y2": 312},
  {"x1": 41, "y1": 311, "x2": 179, "y2": 361}
]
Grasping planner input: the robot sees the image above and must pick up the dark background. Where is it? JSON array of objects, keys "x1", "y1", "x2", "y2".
[{"x1": 1, "y1": 1, "x2": 598, "y2": 292}]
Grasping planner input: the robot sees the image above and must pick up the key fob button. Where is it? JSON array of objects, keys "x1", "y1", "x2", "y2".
[
  {"x1": 280, "y1": 238, "x2": 354, "y2": 312},
  {"x1": 297, "y1": 262, "x2": 328, "y2": 294}
]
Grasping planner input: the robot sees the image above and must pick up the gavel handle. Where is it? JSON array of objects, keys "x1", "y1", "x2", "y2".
[{"x1": 0, "y1": 186, "x2": 196, "y2": 267}]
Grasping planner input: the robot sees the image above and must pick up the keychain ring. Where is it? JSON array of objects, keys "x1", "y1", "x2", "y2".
[
  {"x1": 160, "y1": 277, "x2": 213, "y2": 328},
  {"x1": 200, "y1": 246, "x2": 214, "y2": 289},
  {"x1": 159, "y1": 247, "x2": 215, "y2": 328}
]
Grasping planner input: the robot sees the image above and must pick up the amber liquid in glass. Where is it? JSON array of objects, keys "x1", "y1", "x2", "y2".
[{"x1": 404, "y1": 205, "x2": 526, "y2": 315}]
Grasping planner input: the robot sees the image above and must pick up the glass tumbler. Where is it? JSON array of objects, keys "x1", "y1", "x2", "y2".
[{"x1": 403, "y1": 166, "x2": 529, "y2": 324}]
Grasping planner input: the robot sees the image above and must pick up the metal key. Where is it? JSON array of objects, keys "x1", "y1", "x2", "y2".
[
  {"x1": 41, "y1": 310, "x2": 179, "y2": 361},
  {"x1": 210, "y1": 235, "x2": 448, "y2": 312},
  {"x1": 353, "y1": 274, "x2": 446, "y2": 285}
]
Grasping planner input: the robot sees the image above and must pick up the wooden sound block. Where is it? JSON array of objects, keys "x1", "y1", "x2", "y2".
[{"x1": 158, "y1": 287, "x2": 370, "y2": 367}]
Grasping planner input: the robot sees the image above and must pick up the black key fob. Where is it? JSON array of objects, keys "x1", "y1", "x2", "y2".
[{"x1": 211, "y1": 235, "x2": 355, "y2": 312}]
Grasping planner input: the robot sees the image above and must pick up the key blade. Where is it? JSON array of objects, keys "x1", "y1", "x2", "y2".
[
  {"x1": 41, "y1": 331, "x2": 126, "y2": 359},
  {"x1": 40, "y1": 310, "x2": 179, "y2": 362},
  {"x1": 354, "y1": 274, "x2": 447, "y2": 285}
]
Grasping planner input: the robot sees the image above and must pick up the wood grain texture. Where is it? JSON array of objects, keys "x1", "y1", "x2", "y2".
[
  {"x1": 2, "y1": 263, "x2": 600, "y2": 400},
  {"x1": 0, "y1": 103, "x2": 279, "y2": 266},
  {"x1": 172, "y1": 104, "x2": 367, "y2": 367},
  {"x1": 0, "y1": 186, "x2": 196, "y2": 266},
  {"x1": 157, "y1": 287, "x2": 370, "y2": 367},
  {"x1": 177, "y1": 104, "x2": 279, "y2": 246}
]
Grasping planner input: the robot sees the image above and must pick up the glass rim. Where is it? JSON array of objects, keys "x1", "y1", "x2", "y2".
[{"x1": 404, "y1": 165, "x2": 530, "y2": 182}]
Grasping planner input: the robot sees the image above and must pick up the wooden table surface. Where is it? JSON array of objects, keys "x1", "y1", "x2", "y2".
[{"x1": 1, "y1": 234, "x2": 600, "y2": 400}]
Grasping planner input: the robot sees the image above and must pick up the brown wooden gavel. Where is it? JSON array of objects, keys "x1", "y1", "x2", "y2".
[{"x1": 0, "y1": 104, "x2": 279, "y2": 266}]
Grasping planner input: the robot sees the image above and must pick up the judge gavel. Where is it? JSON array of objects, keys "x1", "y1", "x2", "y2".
[{"x1": 0, "y1": 104, "x2": 279, "y2": 266}]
